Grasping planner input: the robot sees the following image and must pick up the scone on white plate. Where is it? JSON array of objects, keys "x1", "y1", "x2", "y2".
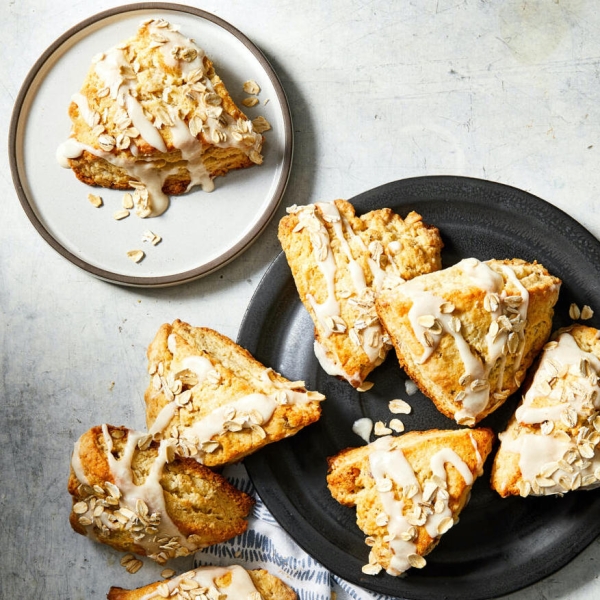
[
  {"x1": 57, "y1": 18, "x2": 264, "y2": 216},
  {"x1": 68, "y1": 424, "x2": 254, "y2": 563},
  {"x1": 278, "y1": 199, "x2": 443, "y2": 389},
  {"x1": 376, "y1": 258, "x2": 561, "y2": 425},
  {"x1": 492, "y1": 325, "x2": 600, "y2": 497}
]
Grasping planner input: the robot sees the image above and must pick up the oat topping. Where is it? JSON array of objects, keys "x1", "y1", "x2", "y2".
[
  {"x1": 58, "y1": 18, "x2": 266, "y2": 218},
  {"x1": 503, "y1": 330, "x2": 600, "y2": 496}
]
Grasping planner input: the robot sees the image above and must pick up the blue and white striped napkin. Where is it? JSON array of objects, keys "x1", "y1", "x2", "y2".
[{"x1": 194, "y1": 462, "x2": 393, "y2": 600}]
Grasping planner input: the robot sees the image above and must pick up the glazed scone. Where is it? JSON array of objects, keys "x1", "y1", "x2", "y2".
[
  {"x1": 491, "y1": 325, "x2": 600, "y2": 497},
  {"x1": 107, "y1": 565, "x2": 297, "y2": 599},
  {"x1": 278, "y1": 200, "x2": 443, "y2": 389},
  {"x1": 327, "y1": 428, "x2": 494, "y2": 576},
  {"x1": 68, "y1": 425, "x2": 254, "y2": 563},
  {"x1": 144, "y1": 320, "x2": 324, "y2": 467},
  {"x1": 376, "y1": 258, "x2": 561, "y2": 425},
  {"x1": 57, "y1": 18, "x2": 264, "y2": 217}
]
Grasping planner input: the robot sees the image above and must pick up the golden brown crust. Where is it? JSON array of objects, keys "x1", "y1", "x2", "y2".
[
  {"x1": 278, "y1": 200, "x2": 443, "y2": 388},
  {"x1": 107, "y1": 567, "x2": 297, "y2": 600},
  {"x1": 144, "y1": 320, "x2": 323, "y2": 467},
  {"x1": 68, "y1": 425, "x2": 253, "y2": 559},
  {"x1": 327, "y1": 428, "x2": 494, "y2": 574},
  {"x1": 491, "y1": 324, "x2": 600, "y2": 497},
  {"x1": 376, "y1": 258, "x2": 561, "y2": 425}
]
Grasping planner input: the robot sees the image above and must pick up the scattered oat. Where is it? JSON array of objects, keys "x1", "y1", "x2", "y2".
[
  {"x1": 243, "y1": 80, "x2": 261, "y2": 95},
  {"x1": 389, "y1": 399, "x2": 411, "y2": 414},
  {"x1": 352, "y1": 417, "x2": 373, "y2": 443},
  {"x1": 122, "y1": 192, "x2": 134, "y2": 209},
  {"x1": 569, "y1": 303, "x2": 581, "y2": 320},
  {"x1": 161, "y1": 568, "x2": 175, "y2": 579},
  {"x1": 142, "y1": 230, "x2": 162, "y2": 245},
  {"x1": 113, "y1": 209, "x2": 130, "y2": 220},
  {"x1": 127, "y1": 249, "x2": 145, "y2": 263},
  {"x1": 252, "y1": 115, "x2": 271, "y2": 133},
  {"x1": 357, "y1": 381, "x2": 374, "y2": 392},
  {"x1": 242, "y1": 96, "x2": 259, "y2": 108},
  {"x1": 374, "y1": 421, "x2": 392, "y2": 436},
  {"x1": 362, "y1": 563, "x2": 382, "y2": 575},
  {"x1": 87, "y1": 193, "x2": 103, "y2": 208},
  {"x1": 407, "y1": 553, "x2": 427, "y2": 569},
  {"x1": 581, "y1": 305, "x2": 594, "y2": 320},
  {"x1": 389, "y1": 418, "x2": 404, "y2": 433}
]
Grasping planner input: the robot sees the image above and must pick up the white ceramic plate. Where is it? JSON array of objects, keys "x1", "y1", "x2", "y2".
[{"x1": 9, "y1": 3, "x2": 292, "y2": 287}]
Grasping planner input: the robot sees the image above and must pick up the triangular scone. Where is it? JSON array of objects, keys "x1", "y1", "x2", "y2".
[
  {"x1": 107, "y1": 565, "x2": 297, "y2": 600},
  {"x1": 492, "y1": 325, "x2": 600, "y2": 497},
  {"x1": 278, "y1": 200, "x2": 443, "y2": 389},
  {"x1": 68, "y1": 425, "x2": 254, "y2": 563},
  {"x1": 57, "y1": 18, "x2": 264, "y2": 217},
  {"x1": 144, "y1": 320, "x2": 324, "y2": 467},
  {"x1": 376, "y1": 258, "x2": 561, "y2": 426},
  {"x1": 327, "y1": 428, "x2": 494, "y2": 576}
]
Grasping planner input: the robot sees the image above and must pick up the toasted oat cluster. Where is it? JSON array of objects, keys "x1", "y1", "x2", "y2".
[
  {"x1": 492, "y1": 325, "x2": 600, "y2": 497},
  {"x1": 327, "y1": 428, "x2": 494, "y2": 576},
  {"x1": 144, "y1": 320, "x2": 324, "y2": 467},
  {"x1": 278, "y1": 199, "x2": 443, "y2": 389},
  {"x1": 57, "y1": 18, "x2": 266, "y2": 216}
]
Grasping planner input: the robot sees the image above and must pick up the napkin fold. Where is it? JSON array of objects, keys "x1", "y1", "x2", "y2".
[{"x1": 194, "y1": 462, "x2": 393, "y2": 600}]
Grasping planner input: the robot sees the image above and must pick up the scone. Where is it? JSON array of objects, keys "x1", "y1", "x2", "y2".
[
  {"x1": 57, "y1": 18, "x2": 264, "y2": 217},
  {"x1": 107, "y1": 565, "x2": 297, "y2": 599},
  {"x1": 376, "y1": 258, "x2": 561, "y2": 425},
  {"x1": 68, "y1": 424, "x2": 253, "y2": 563},
  {"x1": 491, "y1": 325, "x2": 600, "y2": 497},
  {"x1": 278, "y1": 200, "x2": 443, "y2": 389},
  {"x1": 327, "y1": 428, "x2": 494, "y2": 576},
  {"x1": 144, "y1": 320, "x2": 324, "y2": 467}
]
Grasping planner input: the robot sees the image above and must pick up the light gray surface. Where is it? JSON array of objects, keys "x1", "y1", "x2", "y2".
[{"x1": 2, "y1": 0, "x2": 600, "y2": 597}]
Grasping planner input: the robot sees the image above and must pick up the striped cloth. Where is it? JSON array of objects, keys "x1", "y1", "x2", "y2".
[{"x1": 194, "y1": 462, "x2": 392, "y2": 600}]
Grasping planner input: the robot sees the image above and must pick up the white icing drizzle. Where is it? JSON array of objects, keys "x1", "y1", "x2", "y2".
[
  {"x1": 501, "y1": 330, "x2": 600, "y2": 496},
  {"x1": 70, "y1": 438, "x2": 89, "y2": 485},
  {"x1": 57, "y1": 18, "x2": 262, "y2": 216},
  {"x1": 71, "y1": 425, "x2": 198, "y2": 560},
  {"x1": 290, "y1": 202, "x2": 392, "y2": 382},
  {"x1": 368, "y1": 435, "x2": 474, "y2": 575},
  {"x1": 400, "y1": 259, "x2": 531, "y2": 425},
  {"x1": 139, "y1": 565, "x2": 259, "y2": 600}
]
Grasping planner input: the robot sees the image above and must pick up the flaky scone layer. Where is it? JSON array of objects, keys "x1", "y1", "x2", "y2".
[{"x1": 279, "y1": 199, "x2": 443, "y2": 388}]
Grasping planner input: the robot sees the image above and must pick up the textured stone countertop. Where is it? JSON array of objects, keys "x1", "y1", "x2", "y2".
[{"x1": 2, "y1": 0, "x2": 600, "y2": 597}]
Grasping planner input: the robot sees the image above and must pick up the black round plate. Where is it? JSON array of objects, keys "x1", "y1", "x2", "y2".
[{"x1": 238, "y1": 176, "x2": 600, "y2": 600}]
